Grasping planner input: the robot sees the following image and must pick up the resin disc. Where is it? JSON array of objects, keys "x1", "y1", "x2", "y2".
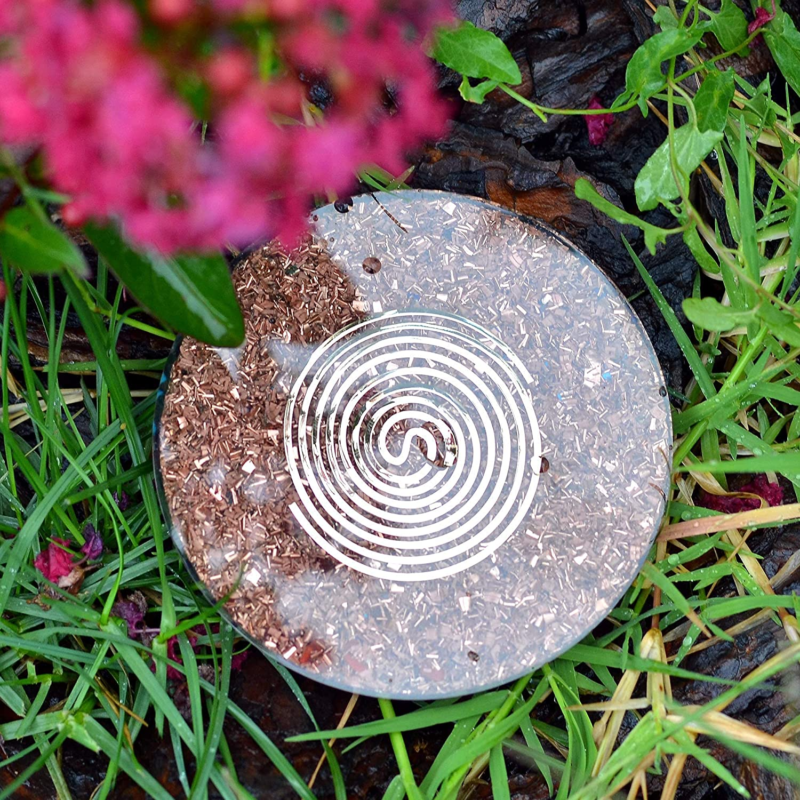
[{"x1": 155, "y1": 190, "x2": 671, "y2": 698}]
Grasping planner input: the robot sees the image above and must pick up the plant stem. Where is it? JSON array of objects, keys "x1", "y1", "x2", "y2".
[
  {"x1": 499, "y1": 84, "x2": 637, "y2": 120},
  {"x1": 379, "y1": 698, "x2": 424, "y2": 800}
]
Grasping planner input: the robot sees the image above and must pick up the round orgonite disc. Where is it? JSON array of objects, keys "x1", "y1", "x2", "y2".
[{"x1": 154, "y1": 190, "x2": 672, "y2": 699}]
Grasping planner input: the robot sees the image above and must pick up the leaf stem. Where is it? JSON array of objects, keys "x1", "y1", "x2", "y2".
[{"x1": 498, "y1": 85, "x2": 638, "y2": 120}]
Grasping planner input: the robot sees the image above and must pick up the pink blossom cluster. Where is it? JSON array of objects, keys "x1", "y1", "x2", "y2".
[{"x1": 0, "y1": 0, "x2": 452, "y2": 253}]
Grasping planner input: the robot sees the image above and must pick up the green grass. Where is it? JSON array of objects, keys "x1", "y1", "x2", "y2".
[
  {"x1": 3, "y1": 3, "x2": 800, "y2": 797},
  {"x1": 1, "y1": 236, "x2": 799, "y2": 800}
]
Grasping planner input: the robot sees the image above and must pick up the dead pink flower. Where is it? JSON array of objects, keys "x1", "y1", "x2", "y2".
[
  {"x1": 34, "y1": 537, "x2": 87, "y2": 593},
  {"x1": 584, "y1": 96, "x2": 614, "y2": 147},
  {"x1": 113, "y1": 490, "x2": 130, "y2": 511},
  {"x1": 699, "y1": 474, "x2": 783, "y2": 514},
  {"x1": 748, "y1": 0, "x2": 776, "y2": 35},
  {"x1": 165, "y1": 632, "x2": 198, "y2": 680},
  {"x1": 34, "y1": 538, "x2": 75, "y2": 583},
  {"x1": 231, "y1": 650, "x2": 249, "y2": 671}
]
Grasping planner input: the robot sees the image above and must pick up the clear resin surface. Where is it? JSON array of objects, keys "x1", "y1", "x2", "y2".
[{"x1": 155, "y1": 190, "x2": 672, "y2": 698}]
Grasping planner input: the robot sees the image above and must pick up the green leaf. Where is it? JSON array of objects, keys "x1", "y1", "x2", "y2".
[
  {"x1": 716, "y1": 148, "x2": 741, "y2": 243},
  {"x1": 635, "y1": 124, "x2": 723, "y2": 211},
  {"x1": 770, "y1": 321, "x2": 800, "y2": 348},
  {"x1": 459, "y1": 76, "x2": 499, "y2": 104},
  {"x1": 432, "y1": 21, "x2": 522, "y2": 84},
  {"x1": 738, "y1": 75, "x2": 779, "y2": 129},
  {"x1": 381, "y1": 776, "x2": 406, "y2": 800},
  {"x1": 574, "y1": 178, "x2": 670, "y2": 255},
  {"x1": 683, "y1": 223, "x2": 719, "y2": 274},
  {"x1": 755, "y1": 302, "x2": 794, "y2": 328},
  {"x1": 763, "y1": 5, "x2": 800, "y2": 98},
  {"x1": 0, "y1": 207, "x2": 87, "y2": 277},
  {"x1": 653, "y1": 6, "x2": 678, "y2": 30},
  {"x1": 683, "y1": 297, "x2": 757, "y2": 331},
  {"x1": 782, "y1": 177, "x2": 800, "y2": 297},
  {"x1": 614, "y1": 28, "x2": 704, "y2": 113},
  {"x1": 85, "y1": 224, "x2": 244, "y2": 347},
  {"x1": 705, "y1": 0, "x2": 749, "y2": 52},
  {"x1": 695, "y1": 69, "x2": 735, "y2": 133}
]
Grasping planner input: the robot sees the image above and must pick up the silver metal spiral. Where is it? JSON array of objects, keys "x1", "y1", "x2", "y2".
[{"x1": 284, "y1": 311, "x2": 542, "y2": 581}]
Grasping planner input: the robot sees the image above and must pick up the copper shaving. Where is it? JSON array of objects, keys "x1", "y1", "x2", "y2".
[{"x1": 160, "y1": 237, "x2": 363, "y2": 666}]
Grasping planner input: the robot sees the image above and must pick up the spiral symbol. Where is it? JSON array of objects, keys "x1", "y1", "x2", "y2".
[{"x1": 284, "y1": 311, "x2": 542, "y2": 582}]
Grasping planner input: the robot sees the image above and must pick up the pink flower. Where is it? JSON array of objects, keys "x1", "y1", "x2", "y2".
[
  {"x1": 149, "y1": 0, "x2": 195, "y2": 25},
  {"x1": 0, "y1": 0, "x2": 452, "y2": 254},
  {"x1": 34, "y1": 538, "x2": 75, "y2": 583},
  {"x1": 0, "y1": 66, "x2": 45, "y2": 142},
  {"x1": 584, "y1": 96, "x2": 614, "y2": 147},
  {"x1": 748, "y1": 0, "x2": 776, "y2": 35},
  {"x1": 207, "y1": 48, "x2": 253, "y2": 97},
  {"x1": 699, "y1": 474, "x2": 783, "y2": 514}
]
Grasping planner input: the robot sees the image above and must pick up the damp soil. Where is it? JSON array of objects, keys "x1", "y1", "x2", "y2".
[{"x1": 5, "y1": 0, "x2": 800, "y2": 797}]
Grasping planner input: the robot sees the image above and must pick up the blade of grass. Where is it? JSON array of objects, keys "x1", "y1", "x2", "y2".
[{"x1": 623, "y1": 236, "x2": 716, "y2": 398}]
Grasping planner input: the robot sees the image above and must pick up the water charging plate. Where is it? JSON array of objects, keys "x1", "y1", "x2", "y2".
[{"x1": 155, "y1": 190, "x2": 672, "y2": 699}]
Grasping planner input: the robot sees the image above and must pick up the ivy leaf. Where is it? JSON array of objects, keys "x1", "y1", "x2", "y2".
[
  {"x1": 613, "y1": 28, "x2": 704, "y2": 114},
  {"x1": 432, "y1": 21, "x2": 522, "y2": 84},
  {"x1": 86, "y1": 224, "x2": 244, "y2": 347},
  {"x1": 574, "y1": 178, "x2": 670, "y2": 255},
  {"x1": 653, "y1": 7, "x2": 678, "y2": 30},
  {"x1": 458, "y1": 76, "x2": 499, "y2": 104},
  {"x1": 683, "y1": 297, "x2": 758, "y2": 331},
  {"x1": 684, "y1": 297, "x2": 800, "y2": 340},
  {"x1": 0, "y1": 207, "x2": 88, "y2": 276},
  {"x1": 694, "y1": 68, "x2": 735, "y2": 133},
  {"x1": 763, "y1": 5, "x2": 800, "y2": 98},
  {"x1": 683, "y1": 224, "x2": 719, "y2": 274},
  {"x1": 705, "y1": 0, "x2": 749, "y2": 52},
  {"x1": 635, "y1": 124, "x2": 723, "y2": 211}
]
